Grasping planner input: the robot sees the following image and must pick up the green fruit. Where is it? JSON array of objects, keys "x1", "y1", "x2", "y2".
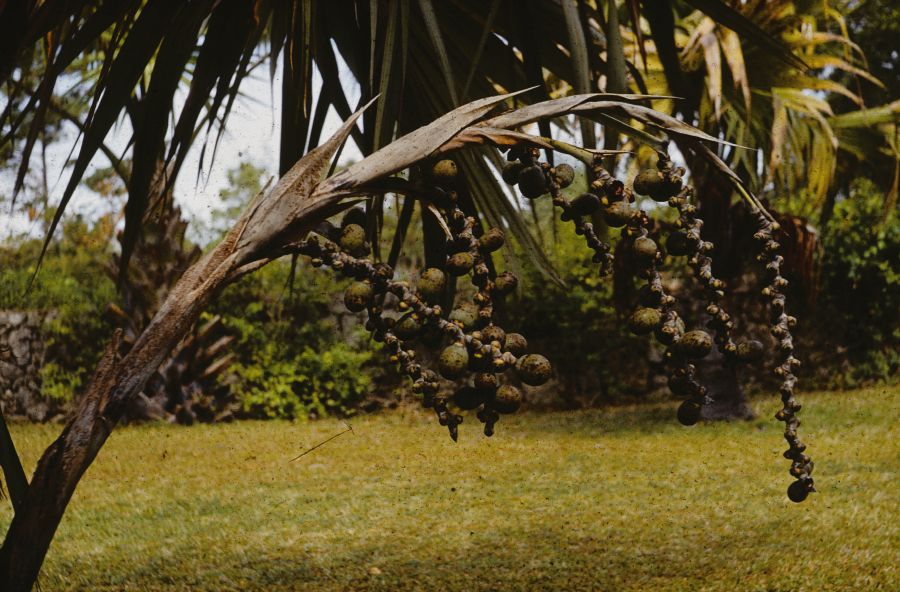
[
  {"x1": 633, "y1": 169, "x2": 681, "y2": 201},
  {"x1": 504, "y1": 333, "x2": 528, "y2": 357},
  {"x1": 417, "y1": 268, "x2": 447, "y2": 302},
  {"x1": 676, "y1": 330, "x2": 713, "y2": 359},
  {"x1": 603, "y1": 201, "x2": 636, "y2": 227},
  {"x1": 339, "y1": 223, "x2": 368, "y2": 256},
  {"x1": 453, "y1": 386, "x2": 483, "y2": 410},
  {"x1": 632, "y1": 236, "x2": 658, "y2": 262},
  {"x1": 628, "y1": 308, "x2": 662, "y2": 335},
  {"x1": 449, "y1": 304, "x2": 478, "y2": 330},
  {"x1": 553, "y1": 163, "x2": 575, "y2": 188},
  {"x1": 666, "y1": 230, "x2": 690, "y2": 257},
  {"x1": 393, "y1": 314, "x2": 422, "y2": 340},
  {"x1": 501, "y1": 161, "x2": 525, "y2": 185},
  {"x1": 787, "y1": 480, "x2": 810, "y2": 503},
  {"x1": 516, "y1": 354, "x2": 551, "y2": 386},
  {"x1": 431, "y1": 159, "x2": 458, "y2": 183},
  {"x1": 736, "y1": 340, "x2": 764, "y2": 362},
  {"x1": 341, "y1": 208, "x2": 367, "y2": 229},
  {"x1": 570, "y1": 192, "x2": 601, "y2": 217},
  {"x1": 439, "y1": 344, "x2": 469, "y2": 379},
  {"x1": 481, "y1": 324, "x2": 506, "y2": 345},
  {"x1": 518, "y1": 165, "x2": 547, "y2": 199},
  {"x1": 446, "y1": 252, "x2": 474, "y2": 276},
  {"x1": 493, "y1": 384, "x2": 523, "y2": 414},
  {"x1": 473, "y1": 372, "x2": 498, "y2": 391},
  {"x1": 343, "y1": 281, "x2": 373, "y2": 312},
  {"x1": 677, "y1": 400, "x2": 702, "y2": 426},
  {"x1": 493, "y1": 271, "x2": 518, "y2": 296},
  {"x1": 478, "y1": 228, "x2": 505, "y2": 252}
]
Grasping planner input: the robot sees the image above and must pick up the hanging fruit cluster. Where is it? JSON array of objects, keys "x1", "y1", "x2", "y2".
[{"x1": 286, "y1": 137, "x2": 813, "y2": 503}]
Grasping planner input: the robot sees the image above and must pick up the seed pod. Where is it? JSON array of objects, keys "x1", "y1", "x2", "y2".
[
  {"x1": 668, "y1": 374, "x2": 693, "y2": 397},
  {"x1": 417, "y1": 268, "x2": 447, "y2": 302},
  {"x1": 393, "y1": 314, "x2": 422, "y2": 341},
  {"x1": 628, "y1": 308, "x2": 663, "y2": 335},
  {"x1": 481, "y1": 324, "x2": 506, "y2": 345},
  {"x1": 518, "y1": 165, "x2": 547, "y2": 199},
  {"x1": 633, "y1": 169, "x2": 681, "y2": 201},
  {"x1": 341, "y1": 208, "x2": 367, "y2": 229},
  {"x1": 553, "y1": 163, "x2": 575, "y2": 188},
  {"x1": 677, "y1": 400, "x2": 702, "y2": 426},
  {"x1": 449, "y1": 303, "x2": 478, "y2": 330},
  {"x1": 478, "y1": 228, "x2": 505, "y2": 252},
  {"x1": 637, "y1": 284, "x2": 663, "y2": 307},
  {"x1": 493, "y1": 384, "x2": 523, "y2": 414},
  {"x1": 493, "y1": 271, "x2": 518, "y2": 296},
  {"x1": 570, "y1": 192, "x2": 601, "y2": 217},
  {"x1": 501, "y1": 161, "x2": 525, "y2": 185},
  {"x1": 736, "y1": 340, "x2": 764, "y2": 362},
  {"x1": 453, "y1": 386, "x2": 483, "y2": 410},
  {"x1": 787, "y1": 479, "x2": 810, "y2": 503},
  {"x1": 343, "y1": 281, "x2": 373, "y2": 312},
  {"x1": 516, "y1": 354, "x2": 552, "y2": 386},
  {"x1": 504, "y1": 333, "x2": 528, "y2": 357},
  {"x1": 474, "y1": 372, "x2": 499, "y2": 391},
  {"x1": 603, "y1": 201, "x2": 636, "y2": 227},
  {"x1": 339, "y1": 223, "x2": 368, "y2": 256},
  {"x1": 446, "y1": 252, "x2": 474, "y2": 276},
  {"x1": 431, "y1": 159, "x2": 458, "y2": 183},
  {"x1": 439, "y1": 344, "x2": 469, "y2": 380},
  {"x1": 632, "y1": 236, "x2": 658, "y2": 262},
  {"x1": 675, "y1": 330, "x2": 713, "y2": 359},
  {"x1": 666, "y1": 230, "x2": 690, "y2": 257}
]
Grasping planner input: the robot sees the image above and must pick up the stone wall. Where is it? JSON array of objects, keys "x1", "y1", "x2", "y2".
[{"x1": 0, "y1": 310, "x2": 52, "y2": 421}]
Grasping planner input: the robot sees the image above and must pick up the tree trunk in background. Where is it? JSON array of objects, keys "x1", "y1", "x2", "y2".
[{"x1": 698, "y1": 344, "x2": 755, "y2": 420}]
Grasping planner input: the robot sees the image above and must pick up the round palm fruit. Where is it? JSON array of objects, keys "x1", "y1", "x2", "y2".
[
  {"x1": 504, "y1": 333, "x2": 528, "y2": 357},
  {"x1": 628, "y1": 308, "x2": 663, "y2": 335},
  {"x1": 632, "y1": 236, "x2": 658, "y2": 262},
  {"x1": 453, "y1": 386, "x2": 483, "y2": 410},
  {"x1": 339, "y1": 223, "x2": 368, "y2": 256},
  {"x1": 501, "y1": 161, "x2": 525, "y2": 185},
  {"x1": 518, "y1": 165, "x2": 547, "y2": 199},
  {"x1": 677, "y1": 400, "x2": 702, "y2": 426},
  {"x1": 419, "y1": 323, "x2": 444, "y2": 347},
  {"x1": 553, "y1": 163, "x2": 575, "y2": 188},
  {"x1": 637, "y1": 284, "x2": 663, "y2": 307},
  {"x1": 449, "y1": 303, "x2": 478, "y2": 330},
  {"x1": 736, "y1": 340, "x2": 764, "y2": 362},
  {"x1": 666, "y1": 230, "x2": 690, "y2": 257},
  {"x1": 439, "y1": 344, "x2": 469, "y2": 380},
  {"x1": 482, "y1": 324, "x2": 506, "y2": 345},
  {"x1": 516, "y1": 354, "x2": 552, "y2": 386},
  {"x1": 493, "y1": 384, "x2": 523, "y2": 414},
  {"x1": 393, "y1": 314, "x2": 422, "y2": 341},
  {"x1": 478, "y1": 228, "x2": 505, "y2": 252},
  {"x1": 493, "y1": 271, "x2": 518, "y2": 296},
  {"x1": 344, "y1": 281, "x2": 373, "y2": 312},
  {"x1": 668, "y1": 374, "x2": 693, "y2": 397},
  {"x1": 417, "y1": 268, "x2": 447, "y2": 302},
  {"x1": 603, "y1": 201, "x2": 636, "y2": 227},
  {"x1": 570, "y1": 192, "x2": 601, "y2": 217},
  {"x1": 431, "y1": 159, "x2": 458, "y2": 183},
  {"x1": 633, "y1": 169, "x2": 682, "y2": 201},
  {"x1": 787, "y1": 480, "x2": 810, "y2": 503},
  {"x1": 446, "y1": 252, "x2": 474, "y2": 276},
  {"x1": 474, "y1": 372, "x2": 499, "y2": 391},
  {"x1": 655, "y1": 317, "x2": 685, "y2": 346},
  {"x1": 676, "y1": 330, "x2": 713, "y2": 359},
  {"x1": 341, "y1": 207, "x2": 367, "y2": 229}
]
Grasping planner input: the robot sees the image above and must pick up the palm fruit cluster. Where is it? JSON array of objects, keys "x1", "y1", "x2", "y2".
[{"x1": 754, "y1": 212, "x2": 814, "y2": 503}]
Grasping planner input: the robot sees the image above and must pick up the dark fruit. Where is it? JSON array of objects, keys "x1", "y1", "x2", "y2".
[
  {"x1": 677, "y1": 400, "x2": 702, "y2": 426},
  {"x1": 553, "y1": 163, "x2": 575, "y2": 188},
  {"x1": 493, "y1": 271, "x2": 518, "y2": 296},
  {"x1": 628, "y1": 308, "x2": 663, "y2": 335},
  {"x1": 637, "y1": 284, "x2": 663, "y2": 307},
  {"x1": 666, "y1": 230, "x2": 690, "y2": 257},
  {"x1": 570, "y1": 192, "x2": 601, "y2": 217},
  {"x1": 516, "y1": 354, "x2": 552, "y2": 386},
  {"x1": 418, "y1": 268, "x2": 447, "y2": 302},
  {"x1": 343, "y1": 281, "x2": 373, "y2": 312},
  {"x1": 393, "y1": 314, "x2": 422, "y2": 340},
  {"x1": 431, "y1": 159, "x2": 458, "y2": 183},
  {"x1": 446, "y1": 252, "x2": 474, "y2": 276},
  {"x1": 736, "y1": 340, "x2": 764, "y2": 362},
  {"x1": 449, "y1": 304, "x2": 478, "y2": 330},
  {"x1": 501, "y1": 161, "x2": 525, "y2": 185},
  {"x1": 478, "y1": 228, "x2": 505, "y2": 252},
  {"x1": 453, "y1": 386, "x2": 483, "y2": 410},
  {"x1": 668, "y1": 375, "x2": 693, "y2": 397},
  {"x1": 473, "y1": 372, "x2": 498, "y2": 391},
  {"x1": 603, "y1": 201, "x2": 636, "y2": 227},
  {"x1": 632, "y1": 236, "x2": 658, "y2": 262},
  {"x1": 518, "y1": 165, "x2": 547, "y2": 199},
  {"x1": 339, "y1": 223, "x2": 368, "y2": 256},
  {"x1": 676, "y1": 330, "x2": 713, "y2": 359},
  {"x1": 341, "y1": 208, "x2": 367, "y2": 229},
  {"x1": 633, "y1": 169, "x2": 681, "y2": 201},
  {"x1": 482, "y1": 324, "x2": 506, "y2": 345},
  {"x1": 504, "y1": 333, "x2": 528, "y2": 357},
  {"x1": 439, "y1": 344, "x2": 469, "y2": 380},
  {"x1": 493, "y1": 384, "x2": 523, "y2": 414},
  {"x1": 787, "y1": 479, "x2": 810, "y2": 503}
]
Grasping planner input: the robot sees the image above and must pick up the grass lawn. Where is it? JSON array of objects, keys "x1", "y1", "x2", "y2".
[{"x1": 1, "y1": 385, "x2": 897, "y2": 591}]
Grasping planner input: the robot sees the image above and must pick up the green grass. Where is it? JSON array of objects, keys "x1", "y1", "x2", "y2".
[{"x1": 2, "y1": 386, "x2": 898, "y2": 591}]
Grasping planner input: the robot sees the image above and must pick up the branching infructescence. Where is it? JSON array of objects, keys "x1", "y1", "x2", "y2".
[{"x1": 754, "y1": 213, "x2": 815, "y2": 503}]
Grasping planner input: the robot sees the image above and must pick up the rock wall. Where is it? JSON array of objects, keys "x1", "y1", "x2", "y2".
[{"x1": 0, "y1": 310, "x2": 51, "y2": 421}]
